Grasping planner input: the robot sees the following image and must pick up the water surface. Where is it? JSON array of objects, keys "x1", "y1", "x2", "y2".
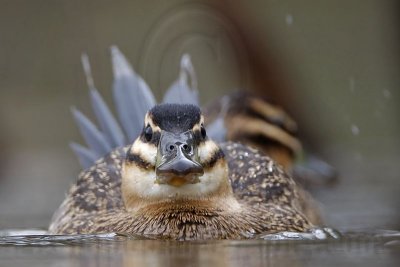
[{"x1": 1, "y1": 230, "x2": 399, "y2": 267}]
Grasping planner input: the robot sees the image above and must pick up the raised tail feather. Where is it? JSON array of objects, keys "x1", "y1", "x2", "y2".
[{"x1": 72, "y1": 47, "x2": 199, "y2": 169}]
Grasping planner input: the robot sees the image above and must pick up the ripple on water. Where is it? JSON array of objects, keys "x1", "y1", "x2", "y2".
[
  {"x1": 0, "y1": 228, "x2": 399, "y2": 247},
  {"x1": 0, "y1": 230, "x2": 131, "y2": 246}
]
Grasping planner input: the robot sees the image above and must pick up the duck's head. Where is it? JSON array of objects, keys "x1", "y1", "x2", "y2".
[{"x1": 122, "y1": 103, "x2": 233, "y2": 210}]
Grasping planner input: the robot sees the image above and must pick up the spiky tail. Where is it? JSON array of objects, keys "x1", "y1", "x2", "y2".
[{"x1": 71, "y1": 47, "x2": 198, "y2": 169}]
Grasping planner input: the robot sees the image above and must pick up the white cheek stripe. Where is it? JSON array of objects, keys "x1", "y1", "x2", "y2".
[
  {"x1": 198, "y1": 141, "x2": 219, "y2": 162},
  {"x1": 131, "y1": 140, "x2": 157, "y2": 165},
  {"x1": 130, "y1": 137, "x2": 219, "y2": 167}
]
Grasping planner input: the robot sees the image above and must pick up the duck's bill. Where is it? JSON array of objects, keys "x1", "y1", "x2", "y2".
[{"x1": 155, "y1": 130, "x2": 204, "y2": 187}]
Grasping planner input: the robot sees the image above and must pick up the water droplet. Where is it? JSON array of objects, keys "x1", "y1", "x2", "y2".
[
  {"x1": 383, "y1": 89, "x2": 391, "y2": 99},
  {"x1": 285, "y1": 14, "x2": 293, "y2": 26},
  {"x1": 351, "y1": 124, "x2": 360, "y2": 135}
]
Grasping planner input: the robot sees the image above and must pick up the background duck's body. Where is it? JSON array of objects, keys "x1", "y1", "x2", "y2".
[
  {"x1": 204, "y1": 91, "x2": 301, "y2": 171},
  {"x1": 205, "y1": 91, "x2": 337, "y2": 189}
]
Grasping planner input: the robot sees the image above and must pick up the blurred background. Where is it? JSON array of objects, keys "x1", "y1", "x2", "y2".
[{"x1": 0, "y1": 0, "x2": 399, "y2": 231}]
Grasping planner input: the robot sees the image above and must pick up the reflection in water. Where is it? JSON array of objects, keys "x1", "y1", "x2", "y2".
[{"x1": 0, "y1": 230, "x2": 400, "y2": 266}]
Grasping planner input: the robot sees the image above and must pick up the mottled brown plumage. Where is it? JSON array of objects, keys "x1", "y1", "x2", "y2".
[{"x1": 49, "y1": 142, "x2": 317, "y2": 240}]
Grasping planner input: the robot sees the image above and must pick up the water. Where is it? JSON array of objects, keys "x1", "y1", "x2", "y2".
[{"x1": 0, "y1": 229, "x2": 399, "y2": 266}]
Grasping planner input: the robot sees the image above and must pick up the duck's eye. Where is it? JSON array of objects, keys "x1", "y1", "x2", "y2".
[
  {"x1": 200, "y1": 124, "x2": 207, "y2": 140},
  {"x1": 144, "y1": 125, "x2": 153, "y2": 142}
]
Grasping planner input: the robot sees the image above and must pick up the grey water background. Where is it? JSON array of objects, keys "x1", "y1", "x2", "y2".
[{"x1": 0, "y1": 0, "x2": 399, "y2": 266}]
